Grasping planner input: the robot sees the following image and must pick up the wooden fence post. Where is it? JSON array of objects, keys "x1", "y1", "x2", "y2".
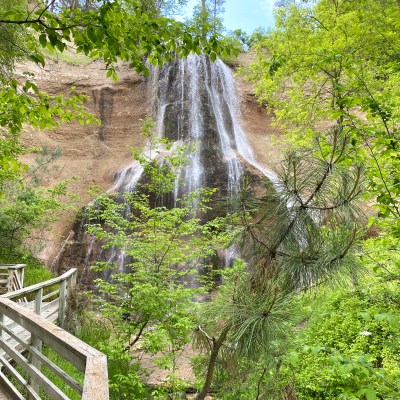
[
  {"x1": 29, "y1": 288, "x2": 43, "y2": 399},
  {"x1": 0, "y1": 312, "x2": 3, "y2": 340},
  {"x1": 58, "y1": 280, "x2": 67, "y2": 328},
  {"x1": 70, "y1": 270, "x2": 77, "y2": 289},
  {"x1": 6, "y1": 270, "x2": 14, "y2": 293},
  {"x1": 65, "y1": 271, "x2": 77, "y2": 326},
  {"x1": 19, "y1": 266, "x2": 25, "y2": 288},
  {"x1": 34, "y1": 288, "x2": 43, "y2": 317}
]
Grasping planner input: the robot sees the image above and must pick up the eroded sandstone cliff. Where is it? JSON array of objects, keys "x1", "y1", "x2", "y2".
[{"x1": 17, "y1": 56, "x2": 282, "y2": 266}]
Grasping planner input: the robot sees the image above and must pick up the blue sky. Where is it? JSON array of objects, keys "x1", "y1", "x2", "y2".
[
  {"x1": 220, "y1": 0, "x2": 276, "y2": 33},
  {"x1": 182, "y1": 0, "x2": 276, "y2": 34}
]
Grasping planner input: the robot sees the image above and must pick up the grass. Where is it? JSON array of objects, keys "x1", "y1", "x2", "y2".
[
  {"x1": 22, "y1": 255, "x2": 54, "y2": 287},
  {"x1": 0, "y1": 254, "x2": 54, "y2": 287},
  {"x1": 75, "y1": 317, "x2": 112, "y2": 347},
  {"x1": 3, "y1": 346, "x2": 84, "y2": 400},
  {"x1": 40, "y1": 346, "x2": 84, "y2": 400},
  {"x1": 42, "y1": 46, "x2": 93, "y2": 66}
]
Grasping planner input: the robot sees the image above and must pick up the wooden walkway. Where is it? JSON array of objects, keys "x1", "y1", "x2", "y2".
[
  {"x1": 0, "y1": 300, "x2": 58, "y2": 359},
  {"x1": 0, "y1": 265, "x2": 109, "y2": 400}
]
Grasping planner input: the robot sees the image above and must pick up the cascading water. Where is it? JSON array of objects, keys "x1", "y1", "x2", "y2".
[
  {"x1": 153, "y1": 55, "x2": 247, "y2": 201},
  {"x1": 53, "y1": 54, "x2": 274, "y2": 282}
]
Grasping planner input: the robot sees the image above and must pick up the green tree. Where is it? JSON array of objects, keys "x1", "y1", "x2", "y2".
[
  {"x1": 44, "y1": 0, "x2": 100, "y2": 11},
  {"x1": 86, "y1": 117, "x2": 236, "y2": 397},
  {"x1": 0, "y1": 178, "x2": 76, "y2": 261},
  {"x1": 0, "y1": 0, "x2": 29, "y2": 79},
  {"x1": 241, "y1": 1, "x2": 400, "y2": 397},
  {"x1": 209, "y1": 0, "x2": 225, "y2": 34},
  {"x1": 278, "y1": 237, "x2": 400, "y2": 399},
  {"x1": 135, "y1": 0, "x2": 189, "y2": 16},
  {"x1": 0, "y1": 144, "x2": 78, "y2": 262},
  {"x1": 246, "y1": 0, "x2": 400, "y2": 234},
  {"x1": 230, "y1": 28, "x2": 250, "y2": 50},
  {"x1": 247, "y1": 27, "x2": 266, "y2": 48},
  {"x1": 188, "y1": 0, "x2": 225, "y2": 39}
]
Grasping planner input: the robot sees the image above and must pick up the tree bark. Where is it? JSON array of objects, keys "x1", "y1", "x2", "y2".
[{"x1": 196, "y1": 325, "x2": 231, "y2": 400}]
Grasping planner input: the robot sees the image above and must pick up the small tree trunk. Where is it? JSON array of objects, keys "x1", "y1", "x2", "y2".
[
  {"x1": 283, "y1": 385, "x2": 298, "y2": 400},
  {"x1": 196, "y1": 326, "x2": 230, "y2": 400},
  {"x1": 213, "y1": 0, "x2": 217, "y2": 34},
  {"x1": 201, "y1": 0, "x2": 207, "y2": 40}
]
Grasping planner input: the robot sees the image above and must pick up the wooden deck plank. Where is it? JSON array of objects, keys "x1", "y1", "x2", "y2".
[
  {"x1": 0, "y1": 384, "x2": 12, "y2": 400},
  {"x1": 0, "y1": 302, "x2": 59, "y2": 358}
]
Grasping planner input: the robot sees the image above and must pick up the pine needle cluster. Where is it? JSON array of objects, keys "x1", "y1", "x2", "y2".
[
  {"x1": 195, "y1": 127, "x2": 366, "y2": 399},
  {"x1": 240, "y1": 126, "x2": 365, "y2": 293}
]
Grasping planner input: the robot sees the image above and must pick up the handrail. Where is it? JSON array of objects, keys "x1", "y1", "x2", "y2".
[
  {"x1": 0, "y1": 264, "x2": 25, "y2": 270},
  {"x1": 0, "y1": 298, "x2": 108, "y2": 399},
  {"x1": 0, "y1": 264, "x2": 25, "y2": 294},
  {"x1": 1, "y1": 269, "x2": 76, "y2": 300},
  {"x1": 0, "y1": 268, "x2": 109, "y2": 399}
]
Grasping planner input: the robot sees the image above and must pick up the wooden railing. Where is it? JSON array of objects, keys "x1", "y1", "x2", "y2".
[
  {"x1": 0, "y1": 264, "x2": 25, "y2": 294},
  {"x1": 0, "y1": 298, "x2": 108, "y2": 400},
  {"x1": 0, "y1": 268, "x2": 109, "y2": 400},
  {"x1": 1, "y1": 269, "x2": 77, "y2": 327}
]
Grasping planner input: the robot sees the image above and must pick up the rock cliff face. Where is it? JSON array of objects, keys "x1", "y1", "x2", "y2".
[{"x1": 18, "y1": 56, "x2": 282, "y2": 266}]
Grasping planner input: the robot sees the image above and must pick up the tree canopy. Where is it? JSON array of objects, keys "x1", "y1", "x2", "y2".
[
  {"x1": 0, "y1": 0, "x2": 233, "y2": 190},
  {"x1": 238, "y1": 1, "x2": 400, "y2": 397},
  {"x1": 246, "y1": 0, "x2": 400, "y2": 234}
]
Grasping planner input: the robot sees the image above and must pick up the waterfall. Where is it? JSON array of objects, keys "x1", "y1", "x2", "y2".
[
  {"x1": 106, "y1": 54, "x2": 272, "y2": 206},
  {"x1": 152, "y1": 54, "x2": 258, "y2": 201},
  {"x1": 54, "y1": 54, "x2": 274, "y2": 281}
]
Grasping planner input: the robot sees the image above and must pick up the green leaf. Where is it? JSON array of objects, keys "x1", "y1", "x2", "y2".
[
  {"x1": 56, "y1": 41, "x2": 66, "y2": 52},
  {"x1": 357, "y1": 388, "x2": 377, "y2": 400},
  {"x1": 111, "y1": 70, "x2": 119, "y2": 83},
  {"x1": 39, "y1": 34, "x2": 47, "y2": 47}
]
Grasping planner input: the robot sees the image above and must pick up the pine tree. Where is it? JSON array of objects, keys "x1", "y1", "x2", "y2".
[{"x1": 195, "y1": 127, "x2": 365, "y2": 399}]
